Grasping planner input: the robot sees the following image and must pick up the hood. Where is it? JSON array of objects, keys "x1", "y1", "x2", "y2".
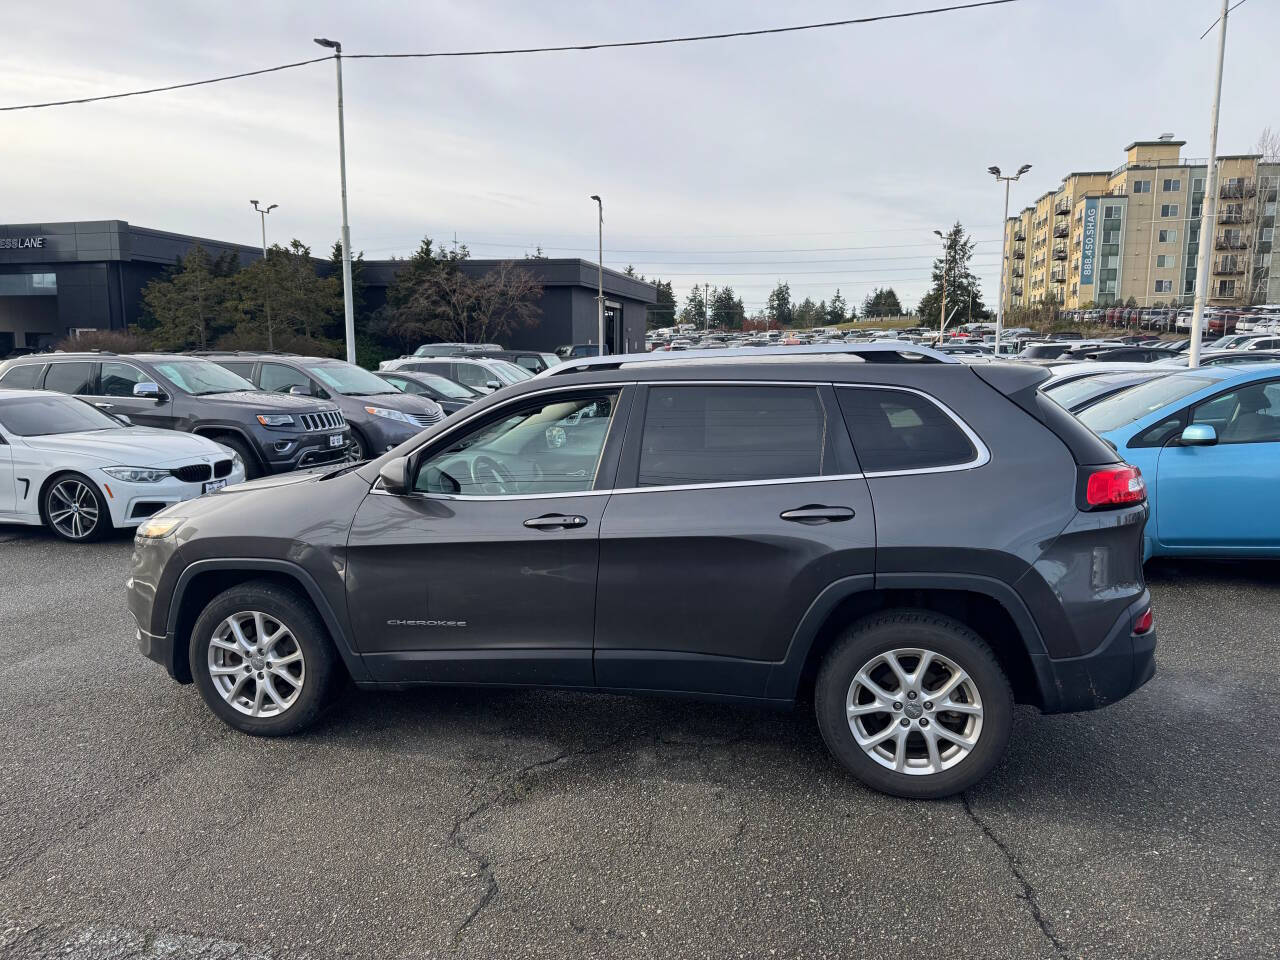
[
  {"x1": 21, "y1": 427, "x2": 230, "y2": 465},
  {"x1": 207, "y1": 468, "x2": 327, "y2": 495},
  {"x1": 353, "y1": 391, "x2": 444, "y2": 416},
  {"x1": 195, "y1": 390, "x2": 338, "y2": 413}
]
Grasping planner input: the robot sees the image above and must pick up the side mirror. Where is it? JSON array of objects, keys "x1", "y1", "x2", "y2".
[
  {"x1": 1180, "y1": 423, "x2": 1218, "y2": 446},
  {"x1": 486, "y1": 380, "x2": 501, "y2": 391},
  {"x1": 288, "y1": 384, "x2": 309, "y2": 396},
  {"x1": 133, "y1": 381, "x2": 166, "y2": 401},
  {"x1": 378, "y1": 456, "x2": 411, "y2": 495}
]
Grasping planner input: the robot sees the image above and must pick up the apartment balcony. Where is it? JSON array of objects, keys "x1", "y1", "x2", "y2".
[
  {"x1": 1050, "y1": 266, "x2": 1067, "y2": 282},
  {"x1": 1217, "y1": 207, "x2": 1251, "y2": 224},
  {"x1": 1013, "y1": 227, "x2": 1026, "y2": 241},
  {"x1": 1011, "y1": 242, "x2": 1026, "y2": 259},
  {"x1": 1214, "y1": 256, "x2": 1246, "y2": 275},
  {"x1": 1220, "y1": 180, "x2": 1256, "y2": 199},
  {"x1": 1054, "y1": 198, "x2": 1071, "y2": 215},
  {"x1": 1011, "y1": 265, "x2": 1024, "y2": 278},
  {"x1": 1215, "y1": 236, "x2": 1249, "y2": 250},
  {"x1": 1053, "y1": 223, "x2": 1069, "y2": 238},
  {"x1": 1011, "y1": 284, "x2": 1023, "y2": 297},
  {"x1": 1052, "y1": 242, "x2": 1068, "y2": 260}
]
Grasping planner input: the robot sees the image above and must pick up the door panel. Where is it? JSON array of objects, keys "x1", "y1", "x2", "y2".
[
  {"x1": 1157, "y1": 443, "x2": 1280, "y2": 547},
  {"x1": 87, "y1": 361, "x2": 175, "y2": 428}
]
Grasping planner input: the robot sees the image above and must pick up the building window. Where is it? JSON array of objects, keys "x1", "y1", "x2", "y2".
[
  {"x1": 1154, "y1": 279, "x2": 1173, "y2": 294},
  {"x1": 1133, "y1": 180, "x2": 1152, "y2": 193},
  {"x1": 1162, "y1": 178, "x2": 1181, "y2": 192},
  {"x1": 1103, "y1": 204, "x2": 1122, "y2": 219},
  {"x1": 1216, "y1": 279, "x2": 1236, "y2": 297},
  {"x1": 1161, "y1": 204, "x2": 1180, "y2": 218},
  {"x1": 1159, "y1": 229, "x2": 1178, "y2": 243},
  {"x1": 1156, "y1": 255, "x2": 1173, "y2": 268},
  {"x1": 1263, "y1": 227, "x2": 1275, "y2": 242},
  {"x1": 1184, "y1": 279, "x2": 1196, "y2": 295},
  {"x1": 1192, "y1": 177, "x2": 1206, "y2": 193}
]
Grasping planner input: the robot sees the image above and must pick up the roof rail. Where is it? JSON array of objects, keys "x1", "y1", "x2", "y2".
[{"x1": 541, "y1": 341, "x2": 958, "y2": 377}]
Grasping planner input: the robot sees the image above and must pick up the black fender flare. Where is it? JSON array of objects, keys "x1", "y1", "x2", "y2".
[
  {"x1": 765, "y1": 572, "x2": 1059, "y2": 710},
  {"x1": 191, "y1": 424, "x2": 264, "y2": 472},
  {"x1": 166, "y1": 557, "x2": 371, "y2": 683}
]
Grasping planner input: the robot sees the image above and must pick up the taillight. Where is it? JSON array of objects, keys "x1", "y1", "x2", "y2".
[
  {"x1": 1133, "y1": 607, "x2": 1154, "y2": 635},
  {"x1": 1084, "y1": 464, "x2": 1146, "y2": 508}
]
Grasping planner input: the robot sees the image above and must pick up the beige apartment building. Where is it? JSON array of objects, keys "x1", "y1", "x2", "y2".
[{"x1": 1002, "y1": 135, "x2": 1280, "y2": 315}]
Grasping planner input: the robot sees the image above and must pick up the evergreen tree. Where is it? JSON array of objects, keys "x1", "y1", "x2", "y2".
[
  {"x1": 828, "y1": 289, "x2": 850, "y2": 324},
  {"x1": 709, "y1": 285, "x2": 747, "y2": 329},
  {"x1": 680, "y1": 286, "x2": 707, "y2": 327},
  {"x1": 142, "y1": 245, "x2": 236, "y2": 349},
  {"x1": 861, "y1": 287, "x2": 904, "y2": 318},
  {"x1": 766, "y1": 282, "x2": 793, "y2": 326},
  {"x1": 916, "y1": 223, "x2": 987, "y2": 329}
]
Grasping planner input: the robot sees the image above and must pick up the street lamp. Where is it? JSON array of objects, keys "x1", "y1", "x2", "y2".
[
  {"x1": 314, "y1": 37, "x2": 356, "y2": 364},
  {"x1": 989, "y1": 163, "x2": 1032, "y2": 355},
  {"x1": 590, "y1": 194, "x2": 605, "y2": 355},
  {"x1": 933, "y1": 229, "x2": 949, "y2": 341},
  {"x1": 251, "y1": 200, "x2": 278, "y2": 350}
]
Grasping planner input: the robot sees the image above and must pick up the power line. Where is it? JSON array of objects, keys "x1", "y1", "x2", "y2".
[
  {"x1": 1, "y1": 0, "x2": 1020, "y2": 112},
  {"x1": 349, "y1": 1, "x2": 1020, "y2": 60}
]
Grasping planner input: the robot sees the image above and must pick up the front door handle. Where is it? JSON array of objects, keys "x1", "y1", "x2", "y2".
[
  {"x1": 523, "y1": 514, "x2": 588, "y2": 530},
  {"x1": 94, "y1": 402, "x2": 115, "y2": 410},
  {"x1": 780, "y1": 505, "x2": 856, "y2": 524}
]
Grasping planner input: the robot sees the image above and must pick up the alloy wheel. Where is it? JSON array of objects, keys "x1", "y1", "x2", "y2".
[
  {"x1": 846, "y1": 648, "x2": 984, "y2": 776},
  {"x1": 47, "y1": 479, "x2": 100, "y2": 540},
  {"x1": 207, "y1": 611, "x2": 306, "y2": 717}
]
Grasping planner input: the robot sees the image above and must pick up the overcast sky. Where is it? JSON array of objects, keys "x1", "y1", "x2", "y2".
[{"x1": 4, "y1": 0, "x2": 1278, "y2": 314}]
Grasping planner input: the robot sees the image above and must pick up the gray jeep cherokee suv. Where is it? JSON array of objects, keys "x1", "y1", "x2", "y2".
[{"x1": 127, "y1": 344, "x2": 1156, "y2": 798}]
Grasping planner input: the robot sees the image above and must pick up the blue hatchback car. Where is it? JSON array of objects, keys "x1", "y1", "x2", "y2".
[{"x1": 1076, "y1": 363, "x2": 1280, "y2": 559}]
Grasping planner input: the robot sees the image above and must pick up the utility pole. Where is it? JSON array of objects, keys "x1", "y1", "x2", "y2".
[
  {"x1": 1189, "y1": 0, "x2": 1231, "y2": 368},
  {"x1": 989, "y1": 164, "x2": 1032, "y2": 355},
  {"x1": 590, "y1": 195, "x2": 605, "y2": 355},
  {"x1": 250, "y1": 200, "x2": 277, "y2": 350},
  {"x1": 314, "y1": 38, "x2": 357, "y2": 364},
  {"x1": 934, "y1": 229, "x2": 949, "y2": 341}
]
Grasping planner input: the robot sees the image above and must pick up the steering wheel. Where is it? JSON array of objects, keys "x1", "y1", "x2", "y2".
[{"x1": 470, "y1": 455, "x2": 516, "y2": 495}]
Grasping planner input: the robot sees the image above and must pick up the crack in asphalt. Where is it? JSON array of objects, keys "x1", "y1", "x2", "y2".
[{"x1": 961, "y1": 793, "x2": 1069, "y2": 959}]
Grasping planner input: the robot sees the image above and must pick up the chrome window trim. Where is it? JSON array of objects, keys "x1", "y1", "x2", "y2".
[{"x1": 371, "y1": 378, "x2": 989, "y2": 500}]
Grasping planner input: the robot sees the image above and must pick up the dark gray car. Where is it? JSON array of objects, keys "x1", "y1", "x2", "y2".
[
  {"x1": 0, "y1": 352, "x2": 350, "y2": 477},
  {"x1": 127, "y1": 344, "x2": 1155, "y2": 799},
  {"x1": 198, "y1": 353, "x2": 445, "y2": 461}
]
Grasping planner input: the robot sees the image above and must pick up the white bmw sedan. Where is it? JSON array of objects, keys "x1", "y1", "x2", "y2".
[{"x1": 0, "y1": 389, "x2": 246, "y2": 542}]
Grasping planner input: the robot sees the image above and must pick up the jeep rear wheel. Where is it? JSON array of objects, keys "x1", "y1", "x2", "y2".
[
  {"x1": 815, "y1": 610, "x2": 1013, "y2": 799},
  {"x1": 190, "y1": 581, "x2": 340, "y2": 736}
]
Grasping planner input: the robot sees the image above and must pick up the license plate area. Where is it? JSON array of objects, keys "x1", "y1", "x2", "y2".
[
  {"x1": 328, "y1": 434, "x2": 345, "y2": 448},
  {"x1": 203, "y1": 478, "x2": 228, "y2": 493}
]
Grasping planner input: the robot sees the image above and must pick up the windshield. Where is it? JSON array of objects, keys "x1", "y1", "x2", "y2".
[
  {"x1": 151, "y1": 359, "x2": 256, "y2": 395},
  {"x1": 411, "y1": 373, "x2": 478, "y2": 399},
  {"x1": 302, "y1": 361, "x2": 397, "y2": 396},
  {"x1": 484, "y1": 359, "x2": 534, "y2": 383},
  {"x1": 0, "y1": 394, "x2": 122, "y2": 436},
  {"x1": 1044, "y1": 373, "x2": 1162, "y2": 411},
  {"x1": 1078, "y1": 376, "x2": 1216, "y2": 433}
]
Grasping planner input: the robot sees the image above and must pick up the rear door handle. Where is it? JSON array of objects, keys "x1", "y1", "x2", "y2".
[
  {"x1": 94, "y1": 402, "x2": 115, "y2": 410},
  {"x1": 780, "y1": 505, "x2": 856, "y2": 524},
  {"x1": 523, "y1": 514, "x2": 588, "y2": 530}
]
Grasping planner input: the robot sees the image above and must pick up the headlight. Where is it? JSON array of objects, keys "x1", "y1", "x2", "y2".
[
  {"x1": 230, "y1": 451, "x2": 245, "y2": 473},
  {"x1": 104, "y1": 466, "x2": 169, "y2": 483},
  {"x1": 136, "y1": 516, "x2": 186, "y2": 539},
  {"x1": 364, "y1": 406, "x2": 416, "y2": 424},
  {"x1": 256, "y1": 414, "x2": 294, "y2": 426}
]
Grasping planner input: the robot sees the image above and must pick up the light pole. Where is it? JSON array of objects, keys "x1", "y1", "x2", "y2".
[
  {"x1": 934, "y1": 229, "x2": 949, "y2": 341},
  {"x1": 250, "y1": 200, "x2": 278, "y2": 350},
  {"x1": 988, "y1": 163, "x2": 1032, "y2": 356},
  {"x1": 314, "y1": 37, "x2": 357, "y2": 364},
  {"x1": 1189, "y1": 0, "x2": 1231, "y2": 369},
  {"x1": 590, "y1": 195, "x2": 605, "y2": 355}
]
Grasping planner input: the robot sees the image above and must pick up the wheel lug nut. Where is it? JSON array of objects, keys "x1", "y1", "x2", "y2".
[
  {"x1": 899, "y1": 718, "x2": 910, "y2": 727},
  {"x1": 924, "y1": 701, "x2": 933, "y2": 711},
  {"x1": 907, "y1": 691, "x2": 917, "y2": 701},
  {"x1": 920, "y1": 718, "x2": 930, "y2": 728},
  {"x1": 892, "y1": 702, "x2": 903, "y2": 711}
]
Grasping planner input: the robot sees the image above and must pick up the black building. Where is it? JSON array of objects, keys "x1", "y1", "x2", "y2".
[{"x1": 0, "y1": 220, "x2": 655, "y2": 356}]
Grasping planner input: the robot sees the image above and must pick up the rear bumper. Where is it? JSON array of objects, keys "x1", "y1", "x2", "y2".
[{"x1": 1036, "y1": 592, "x2": 1156, "y2": 713}]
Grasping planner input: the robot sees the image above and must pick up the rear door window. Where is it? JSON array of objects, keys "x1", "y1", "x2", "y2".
[
  {"x1": 637, "y1": 385, "x2": 830, "y2": 486},
  {"x1": 837, "y1": 387, "x2": 978, "y2": 473},
  {"x1": 43, "y1": 361, "x2": 96, "y2": 396},
  {"x1": 0, "y1": 364, "x2": 43, "y2": 389}
]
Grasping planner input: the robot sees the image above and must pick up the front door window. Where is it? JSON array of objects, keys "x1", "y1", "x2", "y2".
[{"x1": 415, "y1": 392, "x2": 619, "y2": 496}]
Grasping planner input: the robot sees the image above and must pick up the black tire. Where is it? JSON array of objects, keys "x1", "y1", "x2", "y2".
[
  {"x1": 814, "y1": 609, "x2": 1013, "y2": 800},
  {"x1": 214, "y1": 434, "x2": 261, "y2": 480},
  {"x1": 41, "y1": 472, "x2": 112, "y2": 543},
  {"x1": 346, "y1": 427, "x2": 369, "y2": 463},
  {"x1": 189, "y1": 580, "x2": 341, "y2": 736}
]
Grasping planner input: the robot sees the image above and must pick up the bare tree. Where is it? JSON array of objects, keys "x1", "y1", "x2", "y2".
[
  {"x1": 1254, "y1": 126, "x2": 1280, "y2": 158},
  {"x1": 469, "y1": 261, "x2": 542, "y2": 343}
]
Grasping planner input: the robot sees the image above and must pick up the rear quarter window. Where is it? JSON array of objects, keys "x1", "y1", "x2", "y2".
[
  {"x1": 0, "y1": 363, "x2": 43, "y2": 389},
  {"x1": 837, "y1": 387, "x2": 977, "y2": 473}
]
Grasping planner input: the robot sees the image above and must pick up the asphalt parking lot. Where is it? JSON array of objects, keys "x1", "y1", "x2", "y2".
[{"x1": 1, "y1": 528, "x2": 1278, "y2": 960}]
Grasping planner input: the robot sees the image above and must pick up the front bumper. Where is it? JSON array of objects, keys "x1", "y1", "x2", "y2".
[
  {"x1": 1037, "y1": 591, "x2": 1156, "y2": 713},
  {"x1": 259, "y1": 427, "x2": 352, "y2": 473},
  {"x1": 98, "y1": 466, "x2": 247, "y2": 528}
]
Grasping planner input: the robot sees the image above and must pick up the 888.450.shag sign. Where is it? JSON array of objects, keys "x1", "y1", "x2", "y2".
[{"x1": 0, "y1": 237, "x2": 46, "y2": 249}]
